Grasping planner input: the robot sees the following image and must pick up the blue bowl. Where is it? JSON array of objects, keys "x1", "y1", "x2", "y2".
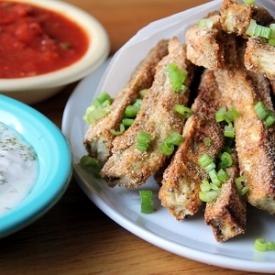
[{"x1": 0, "y1": 95, "x2": 72, "y2": 238}]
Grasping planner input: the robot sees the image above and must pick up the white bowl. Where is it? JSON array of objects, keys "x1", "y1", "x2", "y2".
[{"x1": 0, "y1": 0, "x2": 110, "y2": 105}]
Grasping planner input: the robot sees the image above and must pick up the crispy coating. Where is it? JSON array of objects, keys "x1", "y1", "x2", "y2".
[
  {"x1": 245, "y1": 37, "x2": 275, "y2": 80},
  {"x1": 159, "y1": 70, "x2": 224, "y2": 220},
  {"x1": 214, "y1": 64, "x2": 275, "y2": 214},
  {"x1": 205, "y1": 153, "x2": 246, "y2": 242},
  {"x1": 100, "y1": 37, "x2": 194, "y2": 188},
  {"x1": 83, "y1": 39, "x2": 169, "y2": 164},
  {"x1": 186, "y1": 11, "x2": 224, "y2": 70},
  {"x1": 220, "y1": 0, "x2": 274, "y2": 36}
]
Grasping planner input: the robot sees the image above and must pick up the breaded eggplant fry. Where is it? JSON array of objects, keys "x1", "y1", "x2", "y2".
[
  {"x1": 220, "y1": 0, "x2": 274, "y2": 36},
  {"x1": 83, "y1": 39, "x2": 169, "y2": 164},
  {"x1": 214, "y1": 66, "x2": 275, "y2": 214},
  {"x1": 159, "y1": 70, "x2": 224, "y2": 220},
  {"x1": 205, "y1": 153, "x2": 246, "y2": 242},
  {"x1": 244, "y1": 37, "x2": 275, "y2": 80},
  {"x1": 186, "y1": 11, "x2": 224, "y2": 70},
  {"x1": 101, "y1": 37, "x2": 195, "y2": 188}
]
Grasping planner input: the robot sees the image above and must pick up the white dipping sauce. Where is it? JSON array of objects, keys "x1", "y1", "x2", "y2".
[{"x1": 0, "y1": 122, "x2": 38, "y2": 215}]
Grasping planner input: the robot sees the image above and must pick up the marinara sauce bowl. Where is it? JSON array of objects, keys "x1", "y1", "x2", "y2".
[{"x1": 0, "y1": 0, "x2": 110, "y2": 105}]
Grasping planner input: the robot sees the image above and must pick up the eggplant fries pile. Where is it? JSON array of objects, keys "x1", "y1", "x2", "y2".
[{"x1": 82, "y1": 0, "x2": 275, "y2": 242}]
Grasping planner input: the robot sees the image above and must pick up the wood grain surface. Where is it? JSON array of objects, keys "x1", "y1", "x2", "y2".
[{"x1": 0, "y1": 1, "x2": 267, "y2": 274}]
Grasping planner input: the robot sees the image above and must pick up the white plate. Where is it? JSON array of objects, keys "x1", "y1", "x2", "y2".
[
  {"x1": 62, "y1": 1, "x2": 275, "y2": 272},
  {"x1": 62, "y1": 58, "x2": 275, "y2": 273}
]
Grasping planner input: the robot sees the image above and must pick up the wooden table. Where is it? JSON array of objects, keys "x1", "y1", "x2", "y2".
[{"x1": 0, "y1": 1, "x2": 264, "y2": 274}]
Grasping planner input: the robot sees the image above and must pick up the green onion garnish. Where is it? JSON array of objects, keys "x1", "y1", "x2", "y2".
[
  {"x1": 199, "y1": 189, "x2": 220, "y2": 203},
  {"x1": 198, "y1": 18, "x2": 214, "y2": 29},
  {"x1": 217, "y1": 168, "x2": 230, "y2": 183},
  {"x1": 110, "y1": 123, "x2": 125, "y2": 136},
  {"x1": 161, "y1": 132, "x2": 183, "y2": 156},
  {"x1": 83, "y1": 92, "x2": 113, "y2": 125},
  {"x1": 139, "y1": 89, "x2": 148, "y2": 98},
  {"x1": 204, "y1": 137, "x2": 211, "y2": 147},
  {"x1": 136, "y1": 131, "x2": 151, "y2": 151},
  {"x1": 198, "y1": 153, "x2": 215, "y2": 172},
  {"x1": 224, "y1": 125, "x2": 235, "y2": 138},
  {"x1": 139, "y1": 190, "x2": 153, "y2": 213},
  {"x1": 80, "y1": 155, "x2": 102, "y2": 178},
  {"x1": 124, "y1": 98, "x2": 142, "y2": 118},
  {"x1": 254, "y1": 238, "x2": 275, "y2": 252},
  {"x1": 254, "y1": 25, "x2": 272, "y2": 39},
  {"x1": 122, "y1": 118, "x2": 135, "y2": 127},
  {"x1": 209, "y1": 169, "x2": 221, "y2": 186},
  {"x1": 254, "y1": 102, "x2": 275, "y2": 127},
  {"x1": 165, "y1": 63, "x2": 188, "y2": 92},
  {"x1": 219, "y1": 151, "x2": 233, "y2": 168},
  {"x1": 235, "y1": 175, "x2": 248, "y2": 196},
  {"x1": 174, "y1": 104, "x2": 193, "y2": 118},
  {"x1": 243, "y1": 0, "x2": 255, "y2": 4}
]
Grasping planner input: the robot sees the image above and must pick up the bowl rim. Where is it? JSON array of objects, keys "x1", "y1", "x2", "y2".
[
  {"x1": 0, "y1": 0, "x2": 110, "y2": 91},
  {"x1": 0, "y1": 94, "x2": 72, "y2": 239}
]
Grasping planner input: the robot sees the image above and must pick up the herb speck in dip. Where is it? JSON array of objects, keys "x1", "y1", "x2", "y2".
[{"x1": 0, "y1": 122, "x2": 38, "y2": 214}]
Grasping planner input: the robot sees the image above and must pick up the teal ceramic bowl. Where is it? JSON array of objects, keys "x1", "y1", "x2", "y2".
[{"x1": 0, "y1": 95, "x2": 72, "y2": 239}]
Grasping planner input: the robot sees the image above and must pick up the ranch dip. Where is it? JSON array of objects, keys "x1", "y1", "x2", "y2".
[{"x1": 0, "y1": 122, "x2": 38, "y2": 215}]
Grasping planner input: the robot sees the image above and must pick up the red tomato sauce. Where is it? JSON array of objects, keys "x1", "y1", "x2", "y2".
[{"x1": 0, "y1": 1, "x2": 89, "y2": 78}]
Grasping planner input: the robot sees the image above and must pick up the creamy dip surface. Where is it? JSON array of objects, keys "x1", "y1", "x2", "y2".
[{"x1": 0, "y1": 122, "x2": 38, "y2": 215}]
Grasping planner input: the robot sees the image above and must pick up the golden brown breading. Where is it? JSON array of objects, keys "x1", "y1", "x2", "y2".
[
  {"x1": 159, "y1": 70, "x2": 224, "y2": 220},
  {"x1": 186, "y1": 11, "x2": 224, "y2": 70},
  {"x1": 214, "y1": 66, "x2": 275, "y2": 214},
  {"x1": 220, "y1": 0, "x2": 274, "y2": 36},
  {"x1": 83, "y1": 39, "x2": 169, "y2": 164},
  {"x1": 205, "y1": 153, "x2": 246, "y2": 242},
  {"x1": 244, "y1": 37, "x2": 275, "y2": 80},
  {"x1": 100, "y1": 37, "x2": 194, "y2": 188}
]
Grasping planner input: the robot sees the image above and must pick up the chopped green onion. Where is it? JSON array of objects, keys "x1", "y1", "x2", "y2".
[
  {"x1": 224, "y1": 125, "x2": 235, "y2": 138},
  {"x1": 254, "y1": 238, "x2": 268, "y2": 252},
  {"x1": 199, "y1": 190, "x2": 220, "y2": 203},
  {"x1": 93, "y1": 92, "x2": 112, "y2": 106},
  {"x1": 160, "y1": 141, "x2": 174, "y2": 156},
  {"x1": 136, "y1": 131, "x2": 151, "y2": 151},
  {"x1": 254, "y1": 102, "x2": 275, "y2": 127},
  {"x1": 122, "y1": 118, "x2": 135, "y2": 127},
  {"x1": 124, "y1": 105, "x2": 139, "y2": 118},
  {"x1": 209, "y1": 169, "x2": 221, "y2": 186},
  {"x1": 124, "y1": 99, "x2": 142, "y2": 118},
  {"x1": 165, "y1": 132, "x2": 183, "y2": 146},
  {"x1": 243, "y1": 0, "x2": 255, "y2": 4},
  {"x1": 165, "y1": 63, "x2": 188, "y2": 92},
  {"x1": 198, "y1": 18, "x2": 214, "y2": 29},
  {"x1": 83, "y1": 107, "x2": 109, "y2": 125},
  {"x1": 215, "y1": 107, "x2": 227, "y2": 122},
  {"x1": 265, "y1": 113, "x2": 275, "y2": 127},
  {"x1": 254, "y1": 25, "x2": 272, "y2": 39},
  {"x1": 204, "y1": 137, "x2": 211, "y2": 147},
  {"x1": 110, "y1": 123, "x2": 125, "y2": 136},
  {"x1": 174, "y1": 104, "x2": 193, "y2": 118},
  {"x1": 246, "y1": 19, "x2": 257, "y2": 36},
  {"x1": 254, "y1": 238, "x2": 275, "y2": 252},
  {"x1": 161, "y1": 132, "x2": 183, "y2": 156},
  {"x1": 235, "y1": 175, "x2": 248, "y2": 196},
  {"x1": 217, "y1": 168, "x2": 230, "y2": 183},
  {"x1": 139, "y1": 89, "x2": 148, "y2": 98},
  {"x1": 140, "y1": 190, "x2": 153, "y2": 213},
  {"x1": 83, "y1": 92, "x2": 113, "y2": 125},
  {"x1": 220, "y1": 151, "x2": 233, "y2": 168},
  {"x1": 198, "y1": 153, "x2": 215, "y2": 171},
  {"x1": 200, "y1": 180, "x2": 211, "y2": 192},
  {"x1": 80, "y1": 155, "x2": 102, "y2": 178}
]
